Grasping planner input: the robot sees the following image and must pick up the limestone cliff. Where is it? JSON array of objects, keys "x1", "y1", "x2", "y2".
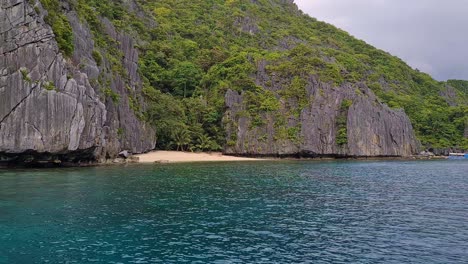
[
  {"x1": 224, "y1": 66, "x2": 420, "y2": 157},
  {"x1": 2, "y1": 0, "x2": 458, "y2": 162},
  {"x1": 0, "y1": 0, "x2": 155, "y2": 164}
]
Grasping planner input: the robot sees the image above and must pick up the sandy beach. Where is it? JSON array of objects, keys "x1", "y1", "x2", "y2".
[{"x1": 134, "y1": 151, "x2": 267, "y2": 163}]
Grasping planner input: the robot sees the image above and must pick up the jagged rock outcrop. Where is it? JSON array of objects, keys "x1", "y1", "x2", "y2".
[
  {"x1": 0, "y1": 0, "x2": 155, "y2": 164},
  {"x1": 0, "y1": 0, "x2": 448, "y2": 162},
  {"x1": 225, "y1": 69, "x2": 420, "y2": 157},
  {"x1": 440, "y1": 84, "x2": 459, "y2": 107}
]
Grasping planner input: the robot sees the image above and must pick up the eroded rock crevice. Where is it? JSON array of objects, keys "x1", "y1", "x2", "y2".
[
  {"x1": 225, "y1": 72, "x2": 420, "y2": 157},
  {"x1": 0, "y1": 0, "x2": 155, "y2": 164}
]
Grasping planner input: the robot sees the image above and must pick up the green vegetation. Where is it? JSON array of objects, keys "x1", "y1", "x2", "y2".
[
  {"x1": 336, "y1": 100, "x2": 353, "y2": 146},
  {"x1": 92, "y1": 50, "x2": 103, "y2": 66},
  {"x1": 102, "y1": 87, "x2": 120, "y2": 103},
  {"x1": 44, "y1": 0, "x2": 467, "y2": 151},
  {"x1": 20, "y1": 68, "x2": 32, "y2": 83},
  {"x1": 40, "y1": 0, "x2": 74, "y2": 57},
  {"x1": 447, "y1": 80, "x2": 468, "y2": 95},
  {"x1": 43, "y1": 81, "x2": 56, "y2": 91},
  {"x1": 117, "y1": 128, "x2": 125, "y2": 138},
  {"x1": 143, "y1": 85, "x2": 223, "y2": 150}
]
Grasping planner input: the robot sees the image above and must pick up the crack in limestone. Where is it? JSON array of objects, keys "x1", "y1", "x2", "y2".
[
  {"x1": 2, "y1": 0, "x2": 23, "y2": 9},
  {"x1": 1, "y1": 32, "x2": 55, "y2": 55},
  {"x1": 0, "y1": 82, "x2": 39, "y2": 126},
  {"x1": 68, "y1": 99, "x2": 80, "y2": 148},
  {"x1": 0, "y1": 9, "x2": 14, "y2": 34},
  {"x1": 0, "y1": 54, "x2": 58, "y2": 126},
  {"x1": 390, "y1": 132, "x2": 398, "y2": 146},
  {"x1": 0, "y1": 1, "x2": 27, "y2": 34},
  {"x1": 83, "y1": 108, "x2": 98, "y2": 146},
  {"x1": 45, "y1": 54, "x2": 58, "y2": 74},
  {"x1": 25, "y1": 121, "x2": 45, "y2": 148}
]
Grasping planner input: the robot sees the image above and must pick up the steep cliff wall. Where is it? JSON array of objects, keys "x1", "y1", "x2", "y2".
[
  {"x1": 224, "y1": 64, "x2": 420, "y2": 157},
  {"x1": 1, "y1": 0, "x2": 460, "y2": 161},
  {"x1": 0, "y1": 0, "x2": 155, "y2": 164}
]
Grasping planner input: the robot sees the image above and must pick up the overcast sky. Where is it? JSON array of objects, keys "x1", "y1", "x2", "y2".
[{"x1": 295, "y1": 0, "x2": 468, "y2": 81}]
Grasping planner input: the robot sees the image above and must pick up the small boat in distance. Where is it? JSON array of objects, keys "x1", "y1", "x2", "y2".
[{"x1": 448, "y1": 153, "x2": 468, "y2": 160}]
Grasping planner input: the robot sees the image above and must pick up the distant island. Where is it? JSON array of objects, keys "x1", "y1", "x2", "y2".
[{"x1": 0, "y1": 0, "x2": 466, "y2": 166}]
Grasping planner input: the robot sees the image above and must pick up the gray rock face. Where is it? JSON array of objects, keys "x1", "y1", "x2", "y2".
[
  {"x1": 431, "y1": 147, "x2": 465, "y2": 156},
  {"x1": 118, "y1": 150, "x2": 130, "y2": 159},
  {"x1": 0, "y1": 0, "x2": 421, "y2": 162},
  {"x1": 439, "y1": 84, "x2": 459, "y2": 107},
  {"x1": 224, "y1": 68, "x2": 420, "y2": 157},
  {"x1": 0, "y1": 0, "x2": 155, "y2": 164}
]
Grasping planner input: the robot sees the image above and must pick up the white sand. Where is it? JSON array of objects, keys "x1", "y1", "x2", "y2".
[{"x1": 135, "y1": 151, "x2": 266, "y2": 163}]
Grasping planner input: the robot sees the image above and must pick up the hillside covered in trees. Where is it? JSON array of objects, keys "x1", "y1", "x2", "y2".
[
  {"x1": 55, "y1": 0, "x2": 466, "y2": 152},
  {"x1": 1, "y1": 0, "x2": 466, "y2": 163}
]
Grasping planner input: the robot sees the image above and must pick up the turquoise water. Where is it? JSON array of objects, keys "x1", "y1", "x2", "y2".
[{"x1": 0, "y1": 160, "x2": 467, "y2": 263}]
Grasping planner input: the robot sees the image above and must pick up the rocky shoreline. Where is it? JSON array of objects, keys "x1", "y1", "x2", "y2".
[
  {"x1": 1, "y1": 0, "x2": 464, "y2": 168},
  {"x1": 0, "y1": 151, "x2": 451, "y2": 168}
]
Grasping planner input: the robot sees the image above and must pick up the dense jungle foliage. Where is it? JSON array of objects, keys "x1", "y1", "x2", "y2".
[{"x1": 40, "y1": 0, "x2": 468, "y2": 151}]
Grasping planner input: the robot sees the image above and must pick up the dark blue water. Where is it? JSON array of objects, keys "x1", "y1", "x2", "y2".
[{"x1": 1, "y1": 160, "x2": 467, "y2": 263}]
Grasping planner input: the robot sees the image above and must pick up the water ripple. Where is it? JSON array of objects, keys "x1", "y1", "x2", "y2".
[{"x1": 0, "y1": 160, "x2": 467, "y2": 263}]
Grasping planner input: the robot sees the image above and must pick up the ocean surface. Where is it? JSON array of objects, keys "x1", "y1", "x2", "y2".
[{"x1": 0, "y1": 160, "x2": 467, "y2": 263}]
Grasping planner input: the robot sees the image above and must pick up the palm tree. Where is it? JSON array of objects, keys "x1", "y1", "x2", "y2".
[
  {"x1": 196, "y1": 134, "x2": 212, "y2": 152},
  {"x1": 172, "y1": 129, "x2": 191, "y2": 151}
]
